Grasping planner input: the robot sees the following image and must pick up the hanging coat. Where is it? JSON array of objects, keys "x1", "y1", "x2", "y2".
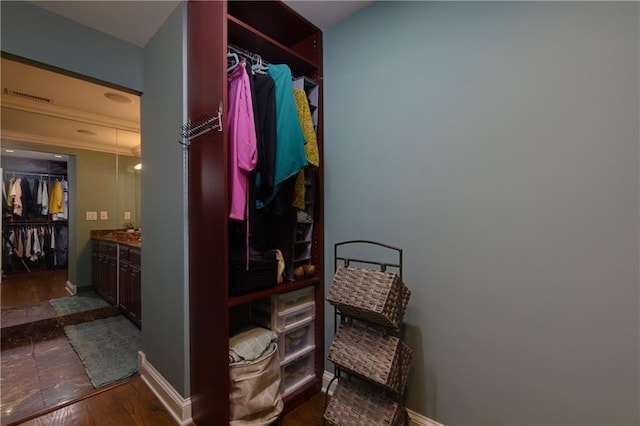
[
  {"x1": 227, "y1": 62, "x2": 258, "y2": 221},
  {"x1": 267, "y1": 64, "x2": 308, "y2": 186}
]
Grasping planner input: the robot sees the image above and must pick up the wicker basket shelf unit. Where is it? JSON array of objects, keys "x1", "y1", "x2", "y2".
[{"x1": 324, "y1": 240, "x2": 411, "y2": 426}]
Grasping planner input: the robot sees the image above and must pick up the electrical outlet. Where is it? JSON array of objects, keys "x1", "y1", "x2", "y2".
[
  {"x1": 124, "y1": 211, "x2": 131, "y2": 220},
  {"x1": 86, "y1": 211, "x2": 97, "y2": 221},
  {"x1": 100, "y1": 211, "x2": 108, "y2": 220}
]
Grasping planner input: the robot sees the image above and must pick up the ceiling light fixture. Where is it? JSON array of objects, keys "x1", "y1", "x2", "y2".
[
  {"x1": 54, "y1": 155, "x2": 62, "y2": 158},
  {"x1": 5, "y1": 149, "x2": 14, "y2": 153},
  {"x1": 104, "y1": 92, "x2": 133, "y2": 104}
]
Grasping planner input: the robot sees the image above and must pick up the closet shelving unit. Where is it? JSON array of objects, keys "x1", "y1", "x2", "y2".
[
  {"x1": 292, "y1": 77, "x2": 319, "y2": 270},
  {"x1": 187, "y1": 1, "x2": 324, "y2": 424},
  {"x1": 2, "y1": 156, "x2": 68, "y2": 274},
  {"x1": 324, "y1": 240, "x2": 412, "y2": 426}
]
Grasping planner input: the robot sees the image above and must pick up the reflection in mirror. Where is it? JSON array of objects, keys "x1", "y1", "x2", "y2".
[
  {"x1": 0, "y1": 56, "x2": 141, "y2": 425},
  {"x1": 116, "y1": 130, "x2": 141, "y2": 230},
  {"x1": 1, "y1": 57, "x2": 141, "y2": 296},
  {"x1": 1, "y1": 148, "x2": 71, "y2": 303}
]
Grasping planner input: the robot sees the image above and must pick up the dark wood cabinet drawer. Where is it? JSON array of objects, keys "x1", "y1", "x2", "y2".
[
  {"x1": 97, "y1": 241, "x2": 107, "y2": 254},
  {"x1": 128, "y1": 248, "x2": 141, "y2": 267},
  {"x1": 119, "y1": 245, "x2": 129, "y2": 261},
  {"x1": 106, "y1": 242, "x2": 117, "y2": 257}
]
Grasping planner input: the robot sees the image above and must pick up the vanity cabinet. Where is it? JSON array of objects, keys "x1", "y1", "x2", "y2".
[
  {"x1": 93, "y1": 240, "x2": 117, "y2": 305},
  {"x1": 118, "y1": 245, "x2": 142, "y2": 326},
  {"x1": 92, "y1": 238, "x2": 141, "y2": 327}
]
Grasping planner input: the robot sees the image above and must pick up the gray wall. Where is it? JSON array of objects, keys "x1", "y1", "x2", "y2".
[
  {"x1": 324, "y1": 2, "x2": 639, "y2": 425},
  {"x1": 0, "y1": 1, "x2": 143, "y2": 91},
  {"x1": 141, "y1": 3, "x2": 189, "y2": 396},
  {"x1": 1, "y1": 0, "x2": 189, "y2": 397}
]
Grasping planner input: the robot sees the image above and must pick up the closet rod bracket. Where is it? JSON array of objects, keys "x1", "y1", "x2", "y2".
[{"x1": 179, "y1": 102, "x2": 223, "y2": 147}]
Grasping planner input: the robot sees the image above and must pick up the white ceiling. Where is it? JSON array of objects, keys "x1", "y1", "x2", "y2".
[
  {"x1": 2, "y1": 1, "x2": 372, "y2": 157},
  {"x1": 31, "y1": 1, "x2": 184, "y2": 48},
  {"x1": 1, "y1": 57, "x2": 141, "y2": 155},
  {"x1": 31, "y1": 1, "x2": 373, "y2": 46},
  {"x1": 284, "y1": 1, "x2": 373, "y2": 30}
]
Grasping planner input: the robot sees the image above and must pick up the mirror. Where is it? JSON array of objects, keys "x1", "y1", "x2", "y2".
[
  {"x1": 117, "y1": 131, "x2": 141, "y2": 230},
  {"x1": 0, "y1": 56, "x2": 141, "y2": 297},
  {"x1": 0, "y1": 57, "x2": 141, "y2": 424}
]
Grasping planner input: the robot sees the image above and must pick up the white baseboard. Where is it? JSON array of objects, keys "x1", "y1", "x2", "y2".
[
  {"x1": 322, "y1": 370, "x2": 339, "y2": 395},
  {"x1": 322, "y1": 370, "x2": 444, "y2": 426},
  {"x1": 409, "y1": 411, "x2": 445, "y2": 426},
  {"x1": 138, "y1": 351, "x2": 193, "y2": 426},
  {"x1": 65, "y1": 280, "x2": 77, "y2": 295},
  {"x1": 136, "y1": 362, "x2": 441, "y2": 426}
]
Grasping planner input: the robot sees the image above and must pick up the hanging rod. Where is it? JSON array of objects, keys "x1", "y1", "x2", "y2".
[
  {"x1": 179, "y1": 102, "x2": 223, "y2": 147},
  {"x1": 228, "y1": 44, "x2": 268, "y2": 66},
  {"x1": 227, "y1": 44, "x2": 311, "y2": 83},
  {"x1": 4, "y1": 221, "x2": 64, "y2": 226},
  {"x1": 3, "y1": 171, "x2": 66, "y2": 179}
]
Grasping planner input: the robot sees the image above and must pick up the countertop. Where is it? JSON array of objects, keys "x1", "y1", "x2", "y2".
[{"x1": 90, "y1": 229, "x2": 141, "y2": 249}]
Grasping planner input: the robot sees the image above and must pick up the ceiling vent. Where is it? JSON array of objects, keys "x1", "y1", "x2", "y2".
[{"x1": 4, "y1": 88, "x2": 53, "y2": 104}]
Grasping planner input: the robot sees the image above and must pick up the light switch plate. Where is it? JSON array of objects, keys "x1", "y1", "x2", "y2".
[
  {"x1": 124, "y1": 211, "x2": 131, "y2": 220},
  {"x1": 86, "y1": 211, "x2": 97, "y2": 221},
  {"x1": 100, "y1": 211, "x2": 108, "y2": 220}
]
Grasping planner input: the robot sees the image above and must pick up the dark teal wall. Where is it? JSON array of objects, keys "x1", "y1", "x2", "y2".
[
  {"x1": 324, "y1": 2, "x2": 639, "y2": 424},
  {"x1": 141, "y1": 3, "x2": 189, "y2": 396},
  {"x1": 1, "y1": 1, "x2": 143, "y2": 91}
]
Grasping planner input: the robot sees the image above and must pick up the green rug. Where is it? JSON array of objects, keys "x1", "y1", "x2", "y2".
[
  {"x1": 49, "y1": 291, "x2": 109, "y2": 316},
  {"x1": 64, "y1": 315, "x2": 141, "y2": 388}
]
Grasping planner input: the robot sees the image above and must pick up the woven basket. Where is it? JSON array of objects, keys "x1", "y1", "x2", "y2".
[
  {"x1": 327, "y1": 266, "x2": 410, "y2": 330},
  {"x1": 324, "y1": 379, "x2": 408, "y2": 426},
  {"x1": 393, "y1": 407, "x2": 408, "y2": 426},
  {"x1": 328, "y1": 322, "x2": 413, "y2": 396}
]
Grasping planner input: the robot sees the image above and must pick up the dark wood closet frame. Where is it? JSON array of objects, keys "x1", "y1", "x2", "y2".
[{"x1": 187, "y1": 1, "x2": 324, "y2": 424}]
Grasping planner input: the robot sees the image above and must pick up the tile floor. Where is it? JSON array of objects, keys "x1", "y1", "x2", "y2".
[
  {"x1": 1, "y1": 301, "x2": 57, "y2": 328},
  {"x1": 1, "y1": 330, "x2": 94, "y2": 425},
  {"x1": 0, "y1": 270, "x2": 111, "y2": 425}
]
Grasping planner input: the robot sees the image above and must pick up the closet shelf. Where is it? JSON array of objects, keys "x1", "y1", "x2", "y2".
[
  {"x1": 227, "y1": 2, "x2": 318, "y2": 48},
  {"x1": 227, "y1": 16, "x2": 319, "y2": 76},
  {"x1": 228, "y1": 276, "x2": 320, "y2": 307}
]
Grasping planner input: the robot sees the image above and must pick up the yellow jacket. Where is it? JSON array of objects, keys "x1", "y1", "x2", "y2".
[{"x1": 48, "y1": 180, "x2": 64, "y2": 214}]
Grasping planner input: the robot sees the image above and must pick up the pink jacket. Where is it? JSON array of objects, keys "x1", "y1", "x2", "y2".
[{"x1": 227, "y1": 63, "x2": 257, "y2": 220}]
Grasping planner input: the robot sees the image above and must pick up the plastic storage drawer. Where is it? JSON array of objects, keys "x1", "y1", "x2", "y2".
[
  {"x1": 281, "y1": 346, "x2": 315, "y2": 397},
  {"x1": 277, "y1": 318, "x2": 315, "y2": 363},
  {"x1": 269, "y1": 286, "x2": 315, "y2": 313},
  {"x1": 252, "y1": 301, "x2": 315, "y2": 332}
]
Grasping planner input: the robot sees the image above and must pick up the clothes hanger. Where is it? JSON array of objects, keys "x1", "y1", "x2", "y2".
[
  {"x1": 251, "y1": 54, "x2": 268, "y2": 74},
  {"x1": 227, "y1": 52, "x2": 239, "y2": 73}
]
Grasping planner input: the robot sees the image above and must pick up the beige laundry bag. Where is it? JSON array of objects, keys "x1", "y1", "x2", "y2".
[{"x1": 229, "y1": 343, "x2": 283, "y2": 425}]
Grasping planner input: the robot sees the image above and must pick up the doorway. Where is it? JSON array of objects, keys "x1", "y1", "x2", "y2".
[
  {"x1": 2, "y1": 149, "x2": 70, "y2": 304},
  {"x1": 0, "y1": 56, "x2": 142, "y2": 425}
]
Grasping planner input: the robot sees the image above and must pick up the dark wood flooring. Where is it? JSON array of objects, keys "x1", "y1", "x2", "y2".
[
  {"x1": 1, "y1": 269, "x2": 327, "y2": 425},
  {"x1": 282, "y1": 391, "x2": 327, "y2": 426},
  {"x1": 1, "y1": 268, "x2": 68, "y2": 308},
  {"x1": 14, "y1": 376, "x2": 177, "y2": 426}
]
